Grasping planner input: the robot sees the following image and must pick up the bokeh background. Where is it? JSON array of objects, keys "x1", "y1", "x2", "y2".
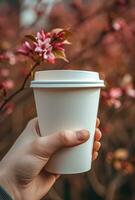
[{"x1": 0, "y1": 0, "x2": 135, "y2": 200}]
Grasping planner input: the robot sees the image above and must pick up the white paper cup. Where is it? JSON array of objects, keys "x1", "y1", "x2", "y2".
[{"x1": 31, "y1": 70, "x2": 104, "y2": 174}]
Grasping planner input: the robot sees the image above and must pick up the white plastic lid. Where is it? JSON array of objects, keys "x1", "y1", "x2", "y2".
[{"x1": 31, "y1": 70, "x2": 105, "y2": 88}]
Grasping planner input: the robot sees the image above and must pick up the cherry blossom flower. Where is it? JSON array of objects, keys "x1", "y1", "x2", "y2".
[
  {"x1": 109, "y1": 99, "x2": 121, "y2": 109},
  {"x1": 101, "y1": 88, "x2": 122, "y2": 109},
  {"x1": 18, "y1": 29, "x2": 70, "y2": 64},
  {"x1": 126, "y1": 87, "x2": 135, "y2": 98},
  {"x1": 3, "y1": 80, "x2": 15, "y2": 90},
  {"x1": 5, "y1": 51, "x2": 16, "y2": 65},
  {"x1": 112, "y1": 18, "x2": 126, "y2": 31},
  {"x1": 0, "y1": 52, "x2": 16, "y2": 65},
  {"x1": 34, "y1": 31, "x2": 55, "y2": 63},
  {"x1": 109, "y1": 88, "x2": 123, "y2": 98},
  {"x1": 18, "y1": 41, "x2": 33, "y2": 57}
]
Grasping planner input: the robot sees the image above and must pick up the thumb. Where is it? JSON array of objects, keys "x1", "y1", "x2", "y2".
[{"x1": 28, "y1": 129, "x2": 89, "y2": 172}]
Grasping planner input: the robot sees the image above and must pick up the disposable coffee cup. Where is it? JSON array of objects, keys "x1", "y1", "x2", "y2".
[{"x1": 31, "y1": 70, "x2": 105, "y2": 174}]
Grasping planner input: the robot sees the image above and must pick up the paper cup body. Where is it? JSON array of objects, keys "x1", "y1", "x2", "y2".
[{"x1": 31, "y1": 70, "x2": 104, "y2": 174}]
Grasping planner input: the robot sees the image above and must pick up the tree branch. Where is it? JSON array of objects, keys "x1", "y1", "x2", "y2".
[{"x1": 0, "y1": 61, "x2": 40, "y2": 112}]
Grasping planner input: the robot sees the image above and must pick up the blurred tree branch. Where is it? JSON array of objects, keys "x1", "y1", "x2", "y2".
[
  {"x1": 0, "y1": 61, "x2": 40, "y2": 112},
  {"x1": 86, "y1": 169, "x2": 106, "y2": 198}
]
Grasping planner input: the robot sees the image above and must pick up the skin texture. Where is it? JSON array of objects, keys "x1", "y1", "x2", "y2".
[{"x1": 0, "y1": 118, "x2": 102, "y2": 200}]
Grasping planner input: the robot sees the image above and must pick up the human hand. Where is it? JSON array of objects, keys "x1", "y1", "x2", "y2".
[{"x1": 0, "y1": 118, "x2": 102, "y2": 200}]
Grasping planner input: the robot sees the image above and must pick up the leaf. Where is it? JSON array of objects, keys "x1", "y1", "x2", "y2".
[
  {"x1": 53, "y1": 50, "x2": 69, "y2": 62},
  {"x1": 25, "y1": 35, "x2": 37, "y2": 43},
  {"x1": 62, "y1": 29, "x2": 72, "y2": 39},
  {"x1": 63, "y1": 40, "x2": 71, "y2": 45},
  {"x1": 52, "y1": 28, "x2": 64, "y2": 34},
  {"x1": 52, "y1": 28, "x2": 72, "y2": 40}
]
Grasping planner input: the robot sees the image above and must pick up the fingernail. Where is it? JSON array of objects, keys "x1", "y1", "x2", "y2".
[{"x1": 76, "y1": 130, "x2": 89, "y2": 141}]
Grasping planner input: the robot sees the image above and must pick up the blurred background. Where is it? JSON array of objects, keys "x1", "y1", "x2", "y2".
[{"x1": 0, "y1": 0, "x2": 135, "y2": 200}]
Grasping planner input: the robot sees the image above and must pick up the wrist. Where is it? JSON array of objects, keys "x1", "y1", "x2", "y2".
[
  {"x1": 0, "y1": 181, "x2": 14, "y2": 199},
  {"x1": 0, "y1": 170, "x2": 20, "y2": 200}
]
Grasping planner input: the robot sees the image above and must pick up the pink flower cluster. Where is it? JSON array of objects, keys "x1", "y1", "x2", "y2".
[
  {"x1": 102, "y1": 88, "x2": 122, "y2": 109},
  {"x1": 102, "y1": 85, "x2": 135, "y2": 109},
  {"x1": 18, "y1": 29, "x2": 70, "y2": 64}
]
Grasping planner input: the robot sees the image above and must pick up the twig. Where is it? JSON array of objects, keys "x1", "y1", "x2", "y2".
[
  {"x1": 0, "y1": 61, "x2": 40, "y2": 112},
  {"x1": 86, "y1": 169, "x2": 106, "y2": 197}
]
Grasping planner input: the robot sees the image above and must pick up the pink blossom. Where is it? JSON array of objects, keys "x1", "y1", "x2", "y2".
[
  {"x1": 3, "y1": 80, "x2": 15, "y2": 90},
  {"x1": 113, "y1": 22, "x2": 121, "y2": 31},
  {"x1": 0, "y1": 52, "x2": 16, "y2": 65},
  {"x1": 34, "y1": 29, "x2": 68, "y2": 63},
  {"x1": 109, "y1": 88, "x2": 123, "y2": 98},
  {"x1": 36, "y1": 30, "x2": 51, "y2": 41},
  {"x1": 112, "y1": 99, "x2": 121, "y2": 109},
  {"x1": 112, "y1": 19, "x2": 126, "y2": 31},
  {"x1": 18, "y1": 29, "x2": 70, "y2": 63},
  {"x1": 5, "y1": 51, "x2": 16, "y2": 65},
  {"x1": 34, "y1": 33, "x2": 56, "y2": 63},
  {"x1": 18, "y1": 41, "x2": 33, "y2": 56},
  {"x1": 108, "y1": 99, "x2": 122, "y2": 109},
  {"x1": 121, "y1": 74, "x2": 135, "y2": 98},
  {"x1": 126, "y1": 88, "x2": 135, "y2": 98},
  {"x1": 101, "y1": 89, "x2": 122, "y2": 109},
  {"x1": 52, "y1": 42, "x2": 65, "y2": 51}
]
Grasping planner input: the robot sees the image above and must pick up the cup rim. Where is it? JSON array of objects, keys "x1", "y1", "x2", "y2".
[{"x1": 31, "y1": 70, "x2": 105, "y2": 88}]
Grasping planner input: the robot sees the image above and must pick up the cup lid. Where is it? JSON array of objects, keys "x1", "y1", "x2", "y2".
[{"x1": 31, "y1": 70, "x2": 105, "y2": 88}]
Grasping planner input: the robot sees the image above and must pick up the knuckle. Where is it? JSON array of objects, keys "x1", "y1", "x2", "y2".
[
  {"x1": 32, "y1": 138, "x2": 50, "y2": 160},
  {"x1": 59, "y1": 130, "x2": 70, "y2": 145},
  {"x1": 35, "y1": 151, "x2": 50, "y2": 162}
]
